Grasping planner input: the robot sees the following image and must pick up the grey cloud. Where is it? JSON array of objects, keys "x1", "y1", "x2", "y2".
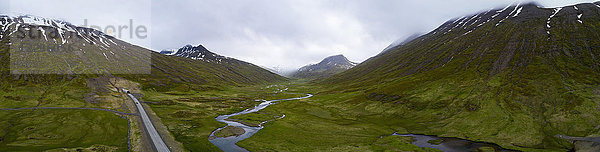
[{"x1": 5, "y1": 0, "x2": 598, "y2": 71}]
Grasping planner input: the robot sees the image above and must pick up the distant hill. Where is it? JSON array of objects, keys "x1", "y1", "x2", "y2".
[
  {"x1": 291, "y1": 55, "x2": 357, "y2": 80},
  {"x1": 159, "y1": 49, "x2": 177, "y2": 55}
]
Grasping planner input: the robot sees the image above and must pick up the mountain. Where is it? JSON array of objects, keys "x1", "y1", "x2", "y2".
[
  {"x1": 322, "y1": 2, "x2": 600, "y2": 151},
  {"x1": 169, "y1": 44, "x2": 228, "y2": 63},
  {"x1": 381, "y1": 33, "x2": 422, "y2": 53},
  {"x1": 291, "y1": 54, "x2": 358, "y2": 79},
  {"x1": 159, "y1": 48, "x2": 177, "y2": 55},
  {"x1": 0, "y1": 14, "x2": 285, "y2": 88},
  {"x1": 1, "y1": 15, "x2": 151, "y2": 74},
  {"x1": 0, "y1": 14, "x2": 286, "y2": 152}
]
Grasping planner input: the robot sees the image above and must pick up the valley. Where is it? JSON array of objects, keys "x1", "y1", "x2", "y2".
[{"x1": 2, "y1": 1, "x2": 600, "y2": 152}]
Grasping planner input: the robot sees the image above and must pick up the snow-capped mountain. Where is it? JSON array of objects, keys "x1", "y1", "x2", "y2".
[
  {"x1": 1, "y1": 14, "x2": 150, "y2": 74},
  {"x1": 292, "y1": 55, "x2": 358, "y2": 79},
  {"x1": 159, "y1": 48, "x2": 177, "y2": 55},
  {"x1": 1, "y1": 15, "x2": 113, "y2": 46},
  {"x1": 0, "y1": 14, "x2": 284, "y2": 84},
  {"x1": 165, "y1": 44, "x2": 233, "y2": 64},
  {"x1": 324, "y1": 2, "x2": 600, "y2": 151}
]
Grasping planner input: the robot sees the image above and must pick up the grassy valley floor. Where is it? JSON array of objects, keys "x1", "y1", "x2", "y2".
[
  {"x1": 140, "y1": 82, "x2": 309, "y2": 151},
  {"x1": 145, "y1": 80, "x2": 445, "y2": 151},
  {"x1": 0, "y1": 77, "x2": 133, "y2": 152},
  {"x1": 236, "y1": 83, "x2": 443, "y2": 152},
  {"x1": 230, "y1": 80, "x2": 592, "y2": 152},
  {"x1": 2, "y1": 78, "x2": 592, "y2": 152}
]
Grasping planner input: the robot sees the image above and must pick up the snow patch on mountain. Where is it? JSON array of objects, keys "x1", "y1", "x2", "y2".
[
  {"x1": 168, "y1": 44, "x2": 235, "y2": 64},
  {"x1": 159, "y1": 49, "x2": 178, "y2": 55},
  {"x1": 546, "y1": 7, "x2": 562, "y2": 35},
  {"x1": 0, "y1": 14, "x2": 118, "y2": 48},
  {"x1": 496, "y1": 3, "x2": 521, "y2": 26},
  {"x1": 512, "y1": 7, "x2": 523, "y2": 17},
  {"x1": 491, "y1": 4, "x2": 512, "y2": 18}
]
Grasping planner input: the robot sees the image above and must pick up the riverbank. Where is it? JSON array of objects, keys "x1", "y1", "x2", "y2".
[{"x1": 213, "y1": 126, "x2": 246, "y2": 138}]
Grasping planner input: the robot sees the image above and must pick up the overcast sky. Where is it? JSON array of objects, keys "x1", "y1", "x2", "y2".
[{"x1": 2, "y1": 0, "x2": 597, "y2": 70}]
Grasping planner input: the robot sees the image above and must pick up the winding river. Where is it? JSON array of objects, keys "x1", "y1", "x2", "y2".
[{"x1": 209, "y1": 93, "x2": 313, "y2": 152}]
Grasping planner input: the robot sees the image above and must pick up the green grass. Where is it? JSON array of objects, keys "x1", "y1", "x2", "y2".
[
  {"x1": 0, "y1": 109, "x2": 128, "y2": 151},
  {"x1": 0, "y1": 77, "x2": 91, "y2": 109},
  {"x1": 214, "y1": 126, "x2": 245, "y2": 138},
  {"x1": 231, "y1": 74, "x2": 598, "y2": 152},
  {"x1": 228, "y1": 112, "x2": 283, "y2": 127},
  {"x1": 0, "y1": 14, "x2": 286, "y2": 152},
  {"x1": 236, "y1": 86, "x2": 400, "y2": 151},
  {"x1": 140, "y1": 83, "x2": 303, "y2": 151},
  {"x1": 299, "y1": 4, "x2": 600, "y2": 151},
  {"x1": 3, "y1": 4, "x2": 600, "y2": 151}
]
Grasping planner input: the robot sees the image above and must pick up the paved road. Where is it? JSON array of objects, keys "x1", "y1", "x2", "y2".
[{"x1": 124, "y1": 89, "x2": 171, "y2": 152}]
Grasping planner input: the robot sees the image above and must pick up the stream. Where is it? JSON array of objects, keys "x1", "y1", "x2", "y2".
[
  {"x1": 394, "y1": 133, "x2": 519, "y2": 152},
  {"x1": 209, "y1": 93, "x2": 313, "y2": 152}
]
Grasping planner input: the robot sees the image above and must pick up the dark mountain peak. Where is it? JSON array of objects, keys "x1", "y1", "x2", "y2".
[
  {"x1": 170, "y1": 44, "x2": 226, "y2": 62},
  {"x1": 181, "y1": 44, "x2": 207, "y2": 50},
  {"x1": 196, "y1": 44, "x2": 207, "y2": 48},
  {"x1": 185, "y1": 44, "x2": 209, "y2": 52},
  {"x1": 522, "y1": 2, "x2": 540, "y2": 7}
]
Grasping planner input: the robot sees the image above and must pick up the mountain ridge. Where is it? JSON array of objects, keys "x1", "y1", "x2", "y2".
[
  {"x1": 0, "y1": 14, "x2": 286, "y2": 87},
  {"x1": 320, "y1": 2, "x2": 600, "y2": 151}
]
